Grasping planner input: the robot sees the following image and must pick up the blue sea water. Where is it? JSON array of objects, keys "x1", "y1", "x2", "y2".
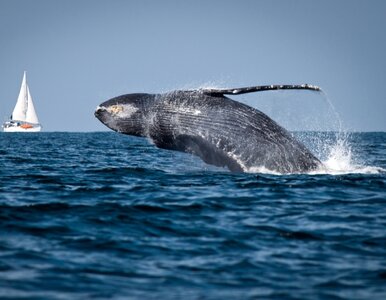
[{"x1": 0, "y1": 132, "x2": 385, "y2": 299}]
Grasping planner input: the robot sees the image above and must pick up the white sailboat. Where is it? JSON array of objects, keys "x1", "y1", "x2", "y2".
[{"x1": 2, "y1": 71, "x2": 41, "y2": 132}]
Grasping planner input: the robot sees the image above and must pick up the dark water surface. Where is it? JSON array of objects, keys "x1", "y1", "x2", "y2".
[{"x1": 0, "y1": 132, "x2": 385, "y2": 299}]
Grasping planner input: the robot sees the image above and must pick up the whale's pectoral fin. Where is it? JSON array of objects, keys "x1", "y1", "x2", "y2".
[
  {"x1": 176, "y1": 135, "x2": 244, "y2": 172},
  {"x1": 201, "y1": 84, "x2": 322, "y2": 97},
  {"x1": 155, "y1": 134, "x2": 243, "y2": 172}
]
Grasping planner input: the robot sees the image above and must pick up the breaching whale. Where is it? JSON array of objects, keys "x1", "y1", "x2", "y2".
[{"x1": 95, "y1": 84, "x2": 322, "y2": 173}]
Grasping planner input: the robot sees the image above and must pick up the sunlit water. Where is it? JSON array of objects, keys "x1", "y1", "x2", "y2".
[{"x1": 0, "y1": 132, "x2": 385, "y2": 299}]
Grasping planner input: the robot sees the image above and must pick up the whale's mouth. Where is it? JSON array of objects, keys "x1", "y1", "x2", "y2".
[
  {"x1": 94, "y1": 105, "x2": 107, "y2": 118},
  {"x1": 95, "y1": 105, "x2": 115, "y2": 129},
  {"x1": 94, "y1": 105, "x2": 115, "y2": 125}
]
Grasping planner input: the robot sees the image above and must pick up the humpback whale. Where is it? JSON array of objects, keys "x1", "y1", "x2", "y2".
[{"x1": 95, "y1": 84, "x2": 322, "y2": 173}]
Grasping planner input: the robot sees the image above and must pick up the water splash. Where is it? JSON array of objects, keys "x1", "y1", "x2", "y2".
[
  {"x1": 323, "y1": 136, "x2": 352, "y2": 170},
  {"x1": 306, "y1": 93, "x2": 384, "y2": 175},
  {"x1": 174, "y1": 81, "x2": 227, "y2": 92},
  {"x1": 312, "y1": 136, "x2": 385, "y2": 175}
]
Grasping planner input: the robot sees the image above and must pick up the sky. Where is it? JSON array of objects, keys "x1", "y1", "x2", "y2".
[{"x1": 0, "y1": 0, "x2": 385, "y2": 132}]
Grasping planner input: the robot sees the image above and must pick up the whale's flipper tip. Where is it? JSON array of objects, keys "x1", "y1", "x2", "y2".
[{"x1": 301, "y1": 84, "x2": 322, "y2": 92}]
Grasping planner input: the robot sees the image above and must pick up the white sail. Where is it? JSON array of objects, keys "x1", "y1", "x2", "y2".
[
  {"x1": 11, "y1": 71, "x2": 28, "y2": 122},
  {"x1": 10, "y1": 71, "x2": 39, "y2": 124},
  {"x1": 25, "y1": 86, "x2": 39, "y2": 124}
]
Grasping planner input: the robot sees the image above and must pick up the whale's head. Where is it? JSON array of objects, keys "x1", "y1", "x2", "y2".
[{"x1": 95, "y1": 93, "x2": 155, "y2": 136}]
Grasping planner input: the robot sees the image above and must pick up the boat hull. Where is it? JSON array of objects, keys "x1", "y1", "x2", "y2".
[{"x1": 3, "y1": 124, "x2": 41, "y2": 132}]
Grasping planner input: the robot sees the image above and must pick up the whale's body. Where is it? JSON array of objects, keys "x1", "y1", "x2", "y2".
[{"x1": 95, "y1": 86, "x2": 322, "y2": 173}]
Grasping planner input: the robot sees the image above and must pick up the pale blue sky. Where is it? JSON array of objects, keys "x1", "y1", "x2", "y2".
[{"x1": 1, "y1": 0, "x2": 385, "y2": 131}]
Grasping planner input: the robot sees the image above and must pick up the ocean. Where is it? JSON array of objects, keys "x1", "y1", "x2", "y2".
[{"x1": 0, "y1": 132, "x2": 385, "y2": 299}]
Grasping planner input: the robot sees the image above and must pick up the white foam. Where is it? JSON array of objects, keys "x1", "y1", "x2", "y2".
[
  {"x1": 245, "y1": 166, "x2": 282, "y2": 175},
  {"x1": 311, "y1": 164, "x2": 385, "y2": 175}
]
